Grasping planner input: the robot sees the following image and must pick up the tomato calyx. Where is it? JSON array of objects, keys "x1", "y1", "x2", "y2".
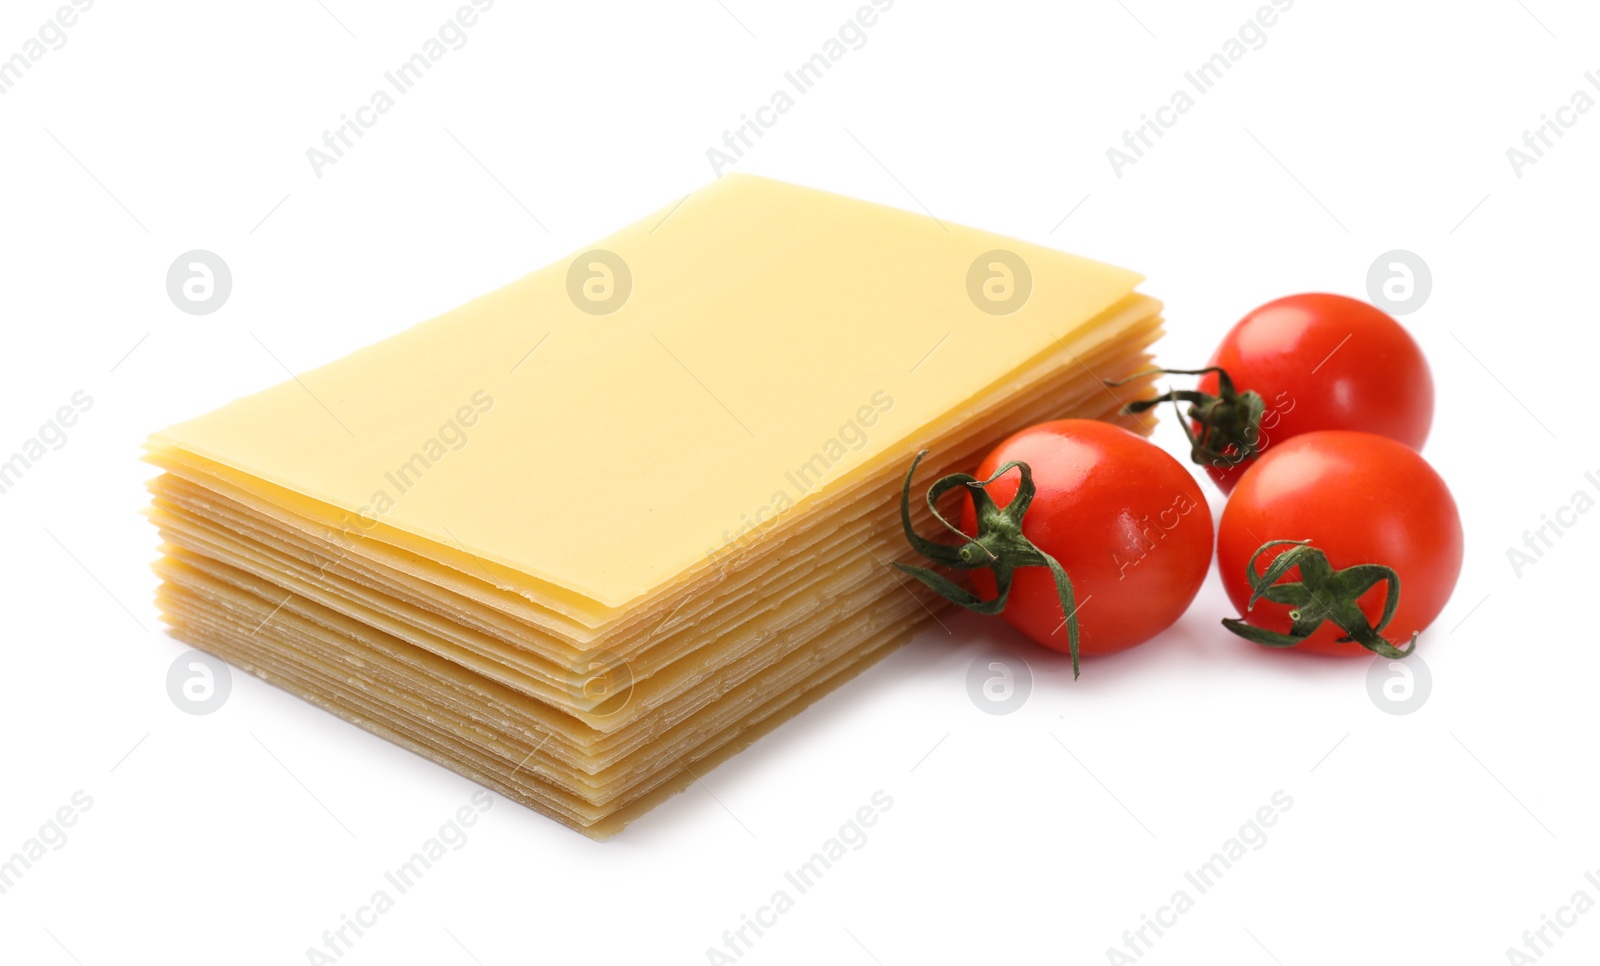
[
  {"x1": 1221, "y1": 539, "x2": 1418, "y2": 659},
  {"x1": 1108, "y1": 367, "x2": 1265, "y2": 470},
  {"x1": 893, "y1": 450, "x2": 1086, "y2": 678}
]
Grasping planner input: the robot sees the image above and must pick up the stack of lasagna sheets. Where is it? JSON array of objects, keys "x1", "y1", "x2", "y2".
[{"x1": 146, "y1": 174, "x2": 1164, "y2": 838}]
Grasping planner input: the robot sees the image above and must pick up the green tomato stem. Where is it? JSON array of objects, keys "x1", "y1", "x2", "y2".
[
  {"x1": 1220, "y1": 539, "x2": 1417, "y2": 659},
  {"x1": 893, "y1": 451, "x2": 1085, "y2": 678},
  {"x1": 1106, "y1": 366, "x2": 1266, "y2": 470}
]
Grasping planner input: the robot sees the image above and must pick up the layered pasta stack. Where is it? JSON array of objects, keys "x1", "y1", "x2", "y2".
[{"x1": 145, "y1": 174, "x2": 1164, "y2": 837}]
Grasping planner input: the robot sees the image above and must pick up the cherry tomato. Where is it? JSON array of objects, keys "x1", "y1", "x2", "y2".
[
  {"x1": 953, "y1": 420, "x2": 1212, "y2": 659},
  {"x1": 1217, "y1": 431, "x2": 1462, "y2": 658},
  {"x1": 1185, "y1": 294, "x2": 1433, "y2": 492}
]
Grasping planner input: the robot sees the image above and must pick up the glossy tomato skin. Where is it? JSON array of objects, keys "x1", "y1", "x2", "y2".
[
  {"x1": 1198, "y1": 294, "x2": 1433, "y2": 493},
  {"x1": 1218, "y1": 431, "x2": 1462, "y2": 657},
  {"x1": 960, "y1": 420, "x2": 1212, "y2": 657}
]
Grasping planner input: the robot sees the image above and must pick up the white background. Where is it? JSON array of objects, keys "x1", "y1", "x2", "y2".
[{"x1": 2, "y1": 1, "x2": 1596, "y2": 963}]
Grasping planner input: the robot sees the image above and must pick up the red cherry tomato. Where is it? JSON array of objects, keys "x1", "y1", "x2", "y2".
[
  {"x1": 1193, "y1": 293, "x2": 1433, "y2": 492},
  {"x1": 1217, "y1": 431, "x2": 1462, "y2": 657},
  {"x1": 956, "y1": 421, "x2": 1213, "y2": 658}
]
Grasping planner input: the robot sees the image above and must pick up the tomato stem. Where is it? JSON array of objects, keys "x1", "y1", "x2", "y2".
[
  {"x1": 1220, "y1": 539, "x2": 1418, "y2": 659},
  {"x1": 1106, "y1": 367, "x2": 1266, "y2": 470},
  {"x1": 893, "y1": 451, "x2": 1085, "y2": 678}
]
